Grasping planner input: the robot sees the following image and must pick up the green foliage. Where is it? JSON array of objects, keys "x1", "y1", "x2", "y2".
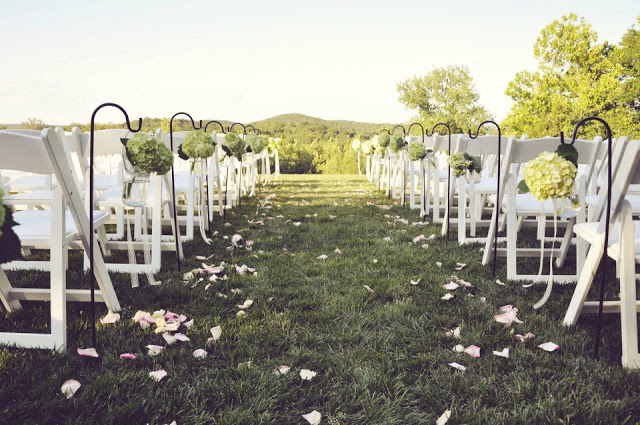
[
  {"x1": 20, "y1": 118, "x2": 46, "y2": 130},
  {"x1": 448, "y1": 152, "x2": 482, "y2": 177},
  {"x1": 389, "y1": 134, "x2": 406, "y2": 153},
  {"x1": 245, "y1": 133, "x2": 267, "y2": 154},
  {"x1": 408, "y1": 142, "x2": 428, "y2": 161},
  {"x1": 397, "y1": 65, "x2": 493, "y2": 134},
  {"x1": 502, "y1": 14, "x2": 640, "y2": 139},
  {"x1": 378, "y1": 133, "x2": 390, "y2": 148}
]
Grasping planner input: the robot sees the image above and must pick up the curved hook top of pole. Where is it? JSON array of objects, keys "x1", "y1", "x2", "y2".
[
  {"x1": 372, "y1": 132, "x2": 379, "y2": 136},
  {"x1": 229, "y1": 122, "x2": 247, "y2": 135},
  {"x1": 263, "y1": 131, "x2": 273, "y2": 136},
  {"x1": 363, "y1": 132, "x2": 372, "y2": 139},
  {"x1": 570, "y1": 116, "x2": 612, "y2": 146},
  {"x1": 204, "y1": 120, "x2": 225, "y2": 133},
  {"x1": 468, "y1": 120, "x2": 499, "y2": 140},
  {"x1": 407, "y1": 123, "x2": 425, "y2": 143},
  {"x1": 245, "y1": 124, "x2": 257, "y2": 134},
  {"x1": 169, "y1": 112, "x2": 202, "y2": 150},
  {"x1": 90, "y1": 102, "x2": 143, "y2": 133},
  {"x1": 392, "y1": 125, "x2": 406, "y2": 135},
  {"x1": 379, "y1": 129, "x2": 391, "y2": 135}
]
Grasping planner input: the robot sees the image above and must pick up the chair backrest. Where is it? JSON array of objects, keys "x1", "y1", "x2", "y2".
[{"x1": 0, "y1": 131, "x2": 57, "y2": 174}]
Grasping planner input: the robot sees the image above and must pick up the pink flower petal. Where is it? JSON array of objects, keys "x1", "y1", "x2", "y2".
[
  {"x1": 100, "y1": 310, "x2": 120, "y2": 324},
  {"x1": 515, "y1": 332, "x2": 535, "y2": 342},
  {"x1": 443, "y1": 282, "x2": 459, "y2": 291},
  {"x1": 464, "y1": 345, "x2": 481, "y2": 358},
  {"x1": 119, "y1": 353, "x2": 137, "y2": 360},
  {"x1": 77, "y1": 348, "x2": 99, "y2": 358},
  {"x1": 174, "y1": 333, "x2": 190, "y2": 342},
  {"x1": 146, "y1": 345, "x2": 165, "y2": 356}
]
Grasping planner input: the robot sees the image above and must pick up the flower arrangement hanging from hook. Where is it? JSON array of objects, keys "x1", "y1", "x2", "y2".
[
  {"x1": 120, "y1": 133, "x2": 173, "y2": 207},
  {"x1": 518, "y1": 138, "x2": 579, "y2": 218}
]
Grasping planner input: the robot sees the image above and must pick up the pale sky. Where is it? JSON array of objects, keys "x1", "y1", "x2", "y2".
[{"x1": 0, "y1": 0, "x2": 638, "y2": 125}]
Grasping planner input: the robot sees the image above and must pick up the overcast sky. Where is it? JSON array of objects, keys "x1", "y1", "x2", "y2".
[{"x1": 0, "y1": 0, "x2": 638, "y2": 125}]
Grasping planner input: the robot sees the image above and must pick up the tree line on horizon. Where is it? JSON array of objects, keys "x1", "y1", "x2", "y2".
[{"x1": 6, "y1": 14, "x2": 639, "y2": 174}]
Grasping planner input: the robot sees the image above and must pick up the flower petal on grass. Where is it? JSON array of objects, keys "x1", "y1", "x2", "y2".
[
  {"x1": 448, "y1": 362, "x2": 466, "y2": 371},
  {"x1": 300, "y1": 369, "x2": 317, "y2": 380},
  {"x1": 410, "y1": 278, "x2": 420, "y2": 286},
  {"x1": 184, "y1": 319, "x2": 194, "y2": 329},
  {"x1": 334, "y1": 248, "x2": 342, "y2": 254},
  {"x1": 316, "y1": 254, "x2": 328, "y2": 260},
  {"x1": 364, "y1": 285, "x2": 374, "y2": 294},
  {"x1": 302, "y1": 410, "x2": 322, "y2": 425},
  {"x1": 445, "y1": 327, "x2": 461, "y2": 339},
  {"x1": 120, "y1": 353, "x2": 137, "y2": 360},
  {"x1": 237, "y1": 299, "x2": 254, "y2": 310},
  {"x1": 436, "y1": 410, "x2": 451, "y2": 425},
  {"x1": 455, "y1": 262, "x2": 467, "y2": 270},
  {"x1": 496, "y1": 279, "x2": 506, "y2": 286},
  {"x1": 61, "y1": 379, "x2": 81, "y2": 399},
  {"x1": 493, "y1": 348, "x2": 510, "y2": 358},
  {"x1": 193, "y1": 349, "x2": 208, "y2": 358},
  {"x1": 210, "y1": 326, "x2": 222, "y2": 341},
  {"x1": 100, "y1": 310, "x2": 120, "y2": 324},
  {"x1": 515, "y1": 332, "x2": 535, "y2": 342},
  {"x1": 494, "y1": 305, "x2": 524, "y2": 327},
  {"x1": 538, "y1": 342, "x2": 560, "y2": 352},
  {"x1": 436, "y1": 262, "x2": 442, "y2": 268},
  {"x1": 77, "y1": 348, "x2": 99, "y2": 358},
  {"x1": 146, "y1": 345, "x2": 165, "y2": 356},
  {"x1": 162, "y1": 332, "x2": 178, "y2": 345},
  {"x1": 149, "y1": 370, "x2": 167, "y2": 382},
  {"x1": 441, "y1": 293, "x2": 454, "y2": 301},
  {"x1": 464, "y1": 345, "x2": 481, "y2": 358},
  {"x1": 174, "y1": 333, "x2": 190, "y2": 342},
  {"x1": 275, "y1": 365, "x2": 290, "y2": 375},
  {"x1": 453, "y1": 344, "x2": 465, "y2": 352},
  {"x1": 443, "y1": 282, "x2": 459, "y2": 291},
  {"x1": 293, "y1": 222, "x2": 302, "y2": 227}
]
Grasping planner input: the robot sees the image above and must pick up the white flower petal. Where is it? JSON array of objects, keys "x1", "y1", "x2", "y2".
[
  {"x1": 436, "y1": 410, "x2": 451, "y2": 425},
  {"x1": 77, "y1": 348, "x2": 99, "y2": 358},
  {"x1": 300, "y1": 369, "x2": 317, "y2": 380},
  {"x1": 61, "y1": 379, "x2": 81, "y2": 399},
  {"x1": 493, "y1": 348, "x2": 510, "y2": 358},
  {"x1": 100, "y1": 310, "x2": 120, "y2": 324},
  {"x1": 302, "y1": 410, "x2": 322, "y2": 425},
  {"x1": 193, "y1": 349, "x2": 208, "y2": 358},
  {"x1": 149, "y1": 369, "x2": 167, "y2": 382}
]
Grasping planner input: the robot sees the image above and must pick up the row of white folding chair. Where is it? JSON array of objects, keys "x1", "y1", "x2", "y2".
[
  {"x1": 562, "y1": 138, "x2": 640, "y2": 368},
  {"x1": 0, "y1": 128, "x2": 120, "y2": 351}
]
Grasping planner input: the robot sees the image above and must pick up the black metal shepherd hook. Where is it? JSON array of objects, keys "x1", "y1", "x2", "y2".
[
  {"x1": 228, "y1": 122, "x2": 247, "y2": 134},
  {"x1": 245, "y1": 124, "x2": 257, "y2": 134},
  {"x1": 391, "y1": 126, "x2": 407, "y2": 205},
  {"x1": 426, "y1": 123, "x2": 452, "y2": 240},
  {"x1": 363, "y1": 132, "x2": 372, "y2": 140},
  {"x1": 569, "y1": 117, "x2": 613, "y2": 359},
  {"x1": 203, "y1": 120, "x2": 226, "y2": 224},
  {"x1": 468, "y1": 120, "x2": 501, "y2": 277},
  {"x1": 170, "y1": 112, "x2": 202, "y2": 270},
  {"x1": 408, "y1": 123, "x2": 426, "y2": 219},
  {"x1": 89, "y1": 102, "x2": 143, "y2": 347}
]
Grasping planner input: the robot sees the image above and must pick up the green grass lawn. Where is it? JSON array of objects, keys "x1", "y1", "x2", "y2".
[{"x1": 2, "y1": 174, "x2": 640, "y2": 424}]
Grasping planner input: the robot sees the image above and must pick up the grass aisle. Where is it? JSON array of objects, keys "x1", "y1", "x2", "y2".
[{"x1": 2, "y1": 174, "x2": 640, "y2": 424}]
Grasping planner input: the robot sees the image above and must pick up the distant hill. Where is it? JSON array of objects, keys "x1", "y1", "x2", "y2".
[{"x1": 1, "y1": 113, "x2": 394, "y2": 141}]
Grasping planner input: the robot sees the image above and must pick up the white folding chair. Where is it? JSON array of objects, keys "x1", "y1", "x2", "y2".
[{"x1": 0, "y1": 128, "x2": 120, "y2": 351}]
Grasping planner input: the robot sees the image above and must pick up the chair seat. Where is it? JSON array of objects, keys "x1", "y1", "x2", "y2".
[
  {"x1": 4, "y1": 190, "x2": 54, "y2": 204},
  {"x1": 13, "y1": 210, "x2": 110, "y2": 241},
  {"x1": 574, "y1": 220, "x2": 640, "y2": 258},
  {"x1": 586, "y1": 194, "x2": 640, "y2": 212},
  {"x1": 467, "y1": 177, "x2": 498, "y2": 193},
  {"x1": 487, "y1": 193, "x2": 556, "y2": 215}
]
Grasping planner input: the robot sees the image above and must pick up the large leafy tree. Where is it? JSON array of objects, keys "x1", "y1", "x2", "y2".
[
  {"x1": 397, "y1": 65, "x2": 492, "y2": 134},
  {"x1": 502, "y1": 14, "x2": 638, "y2": 138}
]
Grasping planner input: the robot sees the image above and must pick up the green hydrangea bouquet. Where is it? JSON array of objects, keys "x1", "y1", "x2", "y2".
[
  {"x1": 245, "y1": 133, "x2": 267, "y2": 154},
  {"x1": 267, "y1": 137, "x2": 281, "y2": 155},
  {"x1": 408, "y1": 142, "x2": 430, "y2": 161},
  {"x1": 448, "y1": 152, "x2": 482, "y2": 177},
  {"x1": 378, "y1": 133, "x2": 391, "y2": 148},
  {"x1": 123, "y1": 133, "x2": 174, "y2": 175},
  {"x1": 224, "y1": 132, "x2": 248, "y2": 160},
  {"x1": 180, "y1": 130, "x2": 215, "y2": 159},
  {"x1": 522, "y1": 151, "x2": 577, "y2": 200},
  {"x1": 389, "y1": 134, "x2": 407, "y2": 153}
]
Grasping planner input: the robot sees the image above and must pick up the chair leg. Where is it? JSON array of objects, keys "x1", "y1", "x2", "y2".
[
  {"x1": 563, "y1": 242, "x2": 604, "y2": 326},
  {"x1": 0, "y1": 268, "x2": 21, "y2": 311},
  {"x1": 50, "y1": 190, "x2": 67, "y2": 352},
  {"x1": 619, "y1": 205, "x2": 640, "y2": 368}
]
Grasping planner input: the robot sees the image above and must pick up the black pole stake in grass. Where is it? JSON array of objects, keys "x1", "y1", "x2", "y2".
[
  {"x1": 569, "y1": 116, "x2": 613, "y2": 359},
  {"x1": 170, "y1": 112, "x2": 202, "y2": 271},
  {"x1": 90, "y1": 102, "x2": 143, "y2": 347},
  {"x1": 468, "y1": 121, "x2": 501, "y2": 278},
  {"x1": 204, "y1": 120, "x2": 226, "y2": 228},
  {"x1": 392, "y1": 125, "x2": 407, "y2": 207},
  {"x1": 427, "y1": 123, "x2": 452, "y2": 241}
]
